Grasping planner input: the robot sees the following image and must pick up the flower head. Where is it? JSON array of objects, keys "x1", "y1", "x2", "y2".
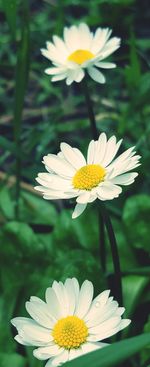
[
  {"x1": 11, "y1": 278, "x2": 130, "y2": 366},
  {"x1": 41, "y1": 23, "x2": 120, "y2": 85},
  {"x1": 35, "y1": 133, "x2": 141, "y2": 219}
]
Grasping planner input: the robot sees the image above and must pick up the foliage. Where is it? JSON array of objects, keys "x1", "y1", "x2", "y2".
[{"x1": 0, "y1": 0, "x2": 150, "y2": 367}]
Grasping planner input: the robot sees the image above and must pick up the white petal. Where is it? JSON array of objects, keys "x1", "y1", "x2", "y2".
[
  {"x1": 72, "y1": 278, "x2": 80, "y2": 305},
  {"x1": 66, "y1": 68, "x2": 83, "y2": 85},
  {"x1": 11, "y1": 317, "x2": 33, "y2": 328},
  {"x1": 86, "y1": 301, "x2": 119, "y2": 328},
  {"x1": 88, "y1": 318, "x2": 131, "y2": 342},
  {"x1": 52, "y1": 35, "x2": 68, "y2": 58},
  {"x1": 60, "y1": 142, "x2": 86, "y2": 169},
  {"x1": 45, "y1": 288, "x2": 62, "y2": 320},
  {"x1": 97, "y1": 182, "x2": 122, "y2": 200},
  {"x1": 33, "y1": 344, "x2": 62, "y2": 360},
  {"x1": 100, "y1": 37, "x2": 121, "y2": 60},
  {"x1": 72, "y1": 203, "x2": 87, "y2": 219},
  {"x1": 41, "y1": 46, "x2": 61, "y2": 64},
  {"x1": 101, "y1": 136, "x2": 122, "y2": 167},
  {"x1": 116, "y1": 307, "x2": 125, "y2": 316},
  {"x1": 30, "y1": 296, "x2": 46, "y2": 305},
  {"x1": 45, "y1": 359, "x2": 54, "y2": 367},
  {"x1": 81, "y1": 341, "x2": 107, "y2": 355},
  {"x1": 69, "y1": 347, "x2": 83, "y2": 361},
  {"x1": 76, "y1": 191, "x2": 91, "y2": 204},
  {"x1": 111, "y1": 172, "x2": 138, "y2": 185},
  {"x1": 93, "y1": 133, "x2": 107, "y2": 164},
  {"x1": 43, "y1": 155, "x2": 75, "y2": 178},
  {"x1": 73, "y1": 148, "x2": 87, "y2": 166},
  {"x1": 88, "y1": 67, "x2": 105, "y2": 84},
  {"x1": 25, "y1": 301, "x2": 55, "y2": 328},
  {"x1": 64, "y1": 25, "x2": 80, "y2": 52},
  {"x1": 75, "y1": 68, "x2": 85, "y2": 82},
  {"x1": 36, "y1": 173, "x2": 72, "y2": 190},
  {"x1": 89, "y1": 316, "x2": 121, "y2": 336},
  {"x1": 85, "y1": 290, "x2": 110, "y2": 323},
  {"x1": 45, "y1": 67, "x2": 67, "y2": 75},
  {"x1": 96, "y1": 62, "x2": 116, "y2": 69},
  {"x1": 52, "y1": 349, "x2": 69, "y2": 366},
  {"x1": 91, "y1": 28, "x2": 112, "y2": 54},
  {"x1": 20, "y1": 323, "x2": 53, "y2": 345},
  {"x1": 87, "y1": 140, "x2": 95, "y2": 164},
  {"x1": 75, "y1": 280, "x2": 93, "y2": 318},
  {"x1": 35, "y1": 186, "x2": 78, "y2": 200},
  {"x1": 64, "y1": 278, "x2": 77, "y2": 315},
  {"x1": 12, "y1": 317, "x2": 53, "y2": 345},
  {"x1": 14, "y1": 334, "x2": 32, "y2": 346},
  {"x1": 78, "y1": 23, "x2": 93, "y2": 49},
  {"x1": 51, "y1": 74, "x2": 67, "y2": 82}
]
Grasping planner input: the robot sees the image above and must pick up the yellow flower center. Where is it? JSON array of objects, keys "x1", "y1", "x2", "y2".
[
  {"x1": 52, "y1": 316, "x2": 88, "y2": 349},
  {"x1": 73, "y1": 164, "x2": 106, "y2": 190},
  {"x1": 68, "y1": 49, "x2": 94, "y2": 64}
]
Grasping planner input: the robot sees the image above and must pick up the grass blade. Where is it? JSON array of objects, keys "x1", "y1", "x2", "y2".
[
  {"x1": 13, "y1": 1, "x2": 30, "y2": 218},
  {"x1": 64, "y1": 333, "x2": 150, "y2": 367},
  {"x1": 2, "y1": 0, "x2": 17, "y2": 39}
]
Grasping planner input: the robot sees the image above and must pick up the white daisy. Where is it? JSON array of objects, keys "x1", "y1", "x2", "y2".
[
  {"x1": 35, "y1": 132, "x2": 141, "y2": 219},
  {"x1": 41, "y1": 23, "x2": 120, "y2": 85},
  {"x1": 11, "y1": 278, "x2": 131, "y2": 367}
]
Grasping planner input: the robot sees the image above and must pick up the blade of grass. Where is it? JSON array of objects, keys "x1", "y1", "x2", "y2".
[
  {"x1": 2, "y1": 0, "x2": 17, "y2": 39},
  {"x1": 13, "y1": 0, "x2": 30, "y2": 219},
  {"x1": 64, "y1": 333, "x2": 150, "y2": 367}
]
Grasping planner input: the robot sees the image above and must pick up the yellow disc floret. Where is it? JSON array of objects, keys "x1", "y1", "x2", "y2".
[
  {"x1": 52, "y1": 316, "x2": 88, "y2": 349},
  {"x1": 68, "y1": 49, "x2": 94, "y2": 64},
  {"x1": 73, "y1": 164, "x2": 106, "y2": 190}
]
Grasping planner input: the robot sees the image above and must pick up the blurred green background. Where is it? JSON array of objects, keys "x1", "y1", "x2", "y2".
[{"x1": 0, "y1": 0, "x2": 150, "y2": 366}]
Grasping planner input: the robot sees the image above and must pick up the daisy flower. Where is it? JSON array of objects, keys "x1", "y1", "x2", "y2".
[
  {"x1": 35, "y1": 132, "x2": 141, "y2": 219},
  {"x1": 11, "y1": 278, "x2": 131, "y2": 367},
  {"x1": 41, "y1": 23, "x2": 120, "y2": 85}
]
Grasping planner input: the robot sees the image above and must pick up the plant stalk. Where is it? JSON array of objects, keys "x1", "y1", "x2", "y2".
[
  {"x1": 82, "y1": 78, "x2": 123, "y2": 305},
  {"x1": 82, "y1": 78, "x2": 106, "y2": 273},
  {"x1": 101, "y1": 202, "x2": 123, "y2": 305}
]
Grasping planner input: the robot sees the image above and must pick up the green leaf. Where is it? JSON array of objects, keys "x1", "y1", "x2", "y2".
[
  {"x1": 125, "y1": 33, "x2": 141, "y2": 90},
  {"x1": 0, "y1": 221, "x2": 37, "y2": 261},
  {"x1": 64, "y1": 333, "x2": 150, "y2": 367},
  {"x1": 53, "y1": 207, "x2": 98, "y2": 251},
  {"x1": 0, "y1": 187, "x2": 15, "y2": 219},
  {"x1": 0, "y1": 353, "x2": 26, "y2": 367},
  {"x1": 141, "y1": 318, "x2": 150, "y2": 364},
  {"x1": 20, "y1": 191, "x2": 57, "y2": 226},
  {"x1": 123, "y1": 194, "x2": 150, "y2": 254},
  {"x1": 123, "y1": 275, "x2": 149, "y2": 317},
  {"x1": 2, "y1": 0, "x2": 17, "y2": 39},
  {"x1": 106, "y1": 218, "x2": 137, "y2": 272},
  {"x1": 0, "y1": 136, "x2": 15, "y2": 153}
]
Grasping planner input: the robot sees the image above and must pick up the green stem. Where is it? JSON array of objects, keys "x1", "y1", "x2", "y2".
[
  {"x1": 82, "y1": 79, "x2": 106, "y2": 273},
  {"x1": 101, "y1": 202, "x2": 123, "y2": 305},
  {"x1": 98, "y1": 210, "x2": 106, "y2": 273},
  {"x1": 13, "y1": 1, "x2": 30, "y2": 219},
  {"x1": 82, "y1": 78, "x2": 98, "y2": 140},
  {"x1": 82, "y1": 78, "x2": 123, "y2": 305}
]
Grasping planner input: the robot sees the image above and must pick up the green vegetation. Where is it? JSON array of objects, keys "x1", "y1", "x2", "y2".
[{"x1": 0, "y1": 0, "x2": 150, "y2": 366}]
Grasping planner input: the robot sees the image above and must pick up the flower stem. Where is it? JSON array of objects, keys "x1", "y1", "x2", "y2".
[
  {"x1": 101, "y1": 202, "x2": 123, "y2": 305},
  {"x1": 82, "y1": 78, "x2": 106, "y2": 273},
  {"x1": 82, "y1": 77, "x2": 123, "y2": 305},
  {"x1": 98, "y1": 209, "x2": 106, "y2": 273},
  {"x1": 81, "y1": 78, "x2": 98, "y2": 140}
]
